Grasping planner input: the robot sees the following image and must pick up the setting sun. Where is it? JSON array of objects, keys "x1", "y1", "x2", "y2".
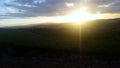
[
  {"x1": 67, "y1": 8, "x2": 102, "y2": 22},
  {"x1": 56, "y1": 7, "x2": 103, "y2": 24}
]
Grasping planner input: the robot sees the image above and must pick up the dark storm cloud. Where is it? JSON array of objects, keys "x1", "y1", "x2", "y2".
[{"x1": 0, "y1": 0, "x2": 120, "y2": 19}]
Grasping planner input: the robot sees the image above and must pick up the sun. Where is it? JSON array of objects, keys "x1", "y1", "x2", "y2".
[
  {"x1": 56, "y1": 7, "x2": 103, "y2": 24},
  {"x1": 68, "y1": 8, "x2": 102, "y2": 22}
]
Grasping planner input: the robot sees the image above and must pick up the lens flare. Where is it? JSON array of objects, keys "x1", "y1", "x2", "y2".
[{"x1": 55, "y1": 7, "x2": 103, "y2": 24}]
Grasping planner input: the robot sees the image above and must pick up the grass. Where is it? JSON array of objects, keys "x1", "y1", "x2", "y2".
[{"x1": 0, "y1": 19, "x2": 120, "y2": 67}]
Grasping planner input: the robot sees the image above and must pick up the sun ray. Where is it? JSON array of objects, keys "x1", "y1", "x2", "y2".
[{"x1": 55, "y1": 7, "x2": 103, "y2": 24}]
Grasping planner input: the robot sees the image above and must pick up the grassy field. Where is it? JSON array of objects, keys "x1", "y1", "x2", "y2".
[
  {"x1": 0, "y1": 26, "x2": 79, "y2": 51},
  {"x1": 81, "y1": 19, "x2": 120, "y2": 54},
  {"x1": 0, "y1": 19, "x2": 120, "y2": 67},
  {"x1": 1, "y1": 19, "x2": 120, "y2": 54}
]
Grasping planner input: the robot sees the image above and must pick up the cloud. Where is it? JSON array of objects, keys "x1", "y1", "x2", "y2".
[
  {"x1": 0, "y1": 0, "x2": 78, "y2": 18},
  {"x1": 87, "y1": 0, "x2": 120, "y2": 13},
  {"x1": 0, "y1": 0, "x2": 120, "y2": 19},
  {"x1": 33, "y1": 0, "x2": 46, "y2": 4}
]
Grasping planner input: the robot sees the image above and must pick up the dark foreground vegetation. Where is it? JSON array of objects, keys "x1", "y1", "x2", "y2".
[{"x1": 0, "y1": 18, "x2": 120, "y2": 67}]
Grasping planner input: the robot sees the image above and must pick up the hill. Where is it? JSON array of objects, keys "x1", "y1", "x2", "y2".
[
  {"x1": 1, "y1": 18, "x2": 120, "y2": 53},
  {"x1": 0, "y1": 18, "x2": 120, "y2": 67}
]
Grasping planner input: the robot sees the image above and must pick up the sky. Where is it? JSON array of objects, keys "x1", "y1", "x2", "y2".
[{"x1": 0, "y1": 0, "x2": 120, "y2": 27}]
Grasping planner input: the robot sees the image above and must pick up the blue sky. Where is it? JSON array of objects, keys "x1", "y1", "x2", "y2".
[{"x1": 0, "y1": 0, "x2": 120, "y2": 27}]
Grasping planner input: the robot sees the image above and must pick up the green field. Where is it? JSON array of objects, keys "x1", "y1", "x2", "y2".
[{"x1": 1, "y1": 18, "x2": 120, "y2": 54}]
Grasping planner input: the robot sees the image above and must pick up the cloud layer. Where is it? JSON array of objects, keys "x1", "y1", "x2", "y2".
[{"x1": 0, "y1": 0, "x2": 120, "y2": 19}]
